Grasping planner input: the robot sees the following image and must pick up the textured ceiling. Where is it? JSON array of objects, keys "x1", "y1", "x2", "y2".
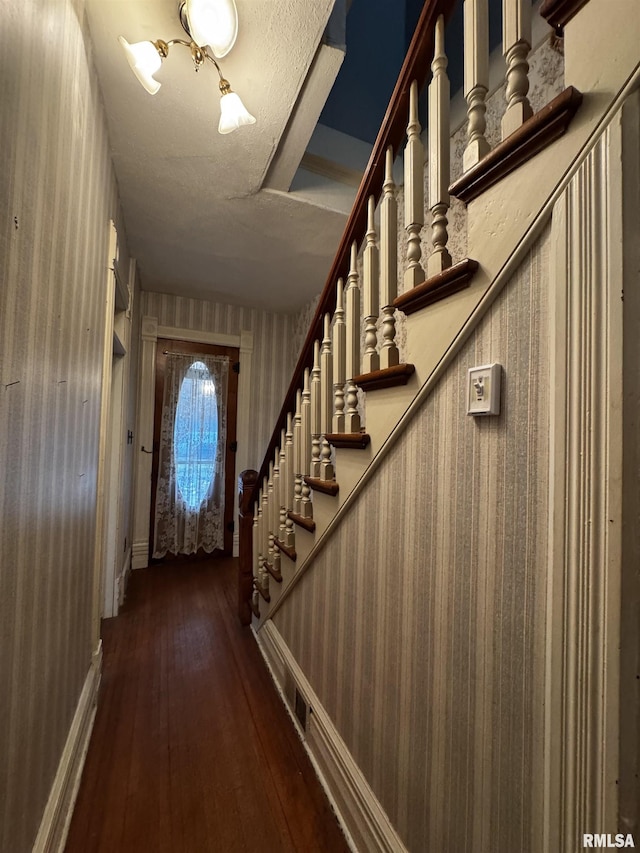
[{"x1": 86, "y1": 0, "x2": 348, "y2": 312}]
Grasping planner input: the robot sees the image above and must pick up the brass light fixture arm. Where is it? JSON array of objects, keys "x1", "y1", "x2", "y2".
[
  {"x1": 204, "y1": 53, "x2": 229, "y2": 91},
  {"x1": 153, "y1": 36, "x2": 226, "y2": 81}
]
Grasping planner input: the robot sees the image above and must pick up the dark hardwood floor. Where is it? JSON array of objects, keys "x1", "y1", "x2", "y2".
[{"x1": 65, "y1": 558, "x2": 349, "y2": 853}]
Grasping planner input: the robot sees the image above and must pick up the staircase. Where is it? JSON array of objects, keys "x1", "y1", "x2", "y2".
[{"x1": 239, "y1": 0, "x2": 640, "y2": 850}]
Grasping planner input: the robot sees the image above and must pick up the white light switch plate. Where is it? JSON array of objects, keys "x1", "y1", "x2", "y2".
[{"x1": 467, "y1": 363, "x2": 502, "y2": 416}]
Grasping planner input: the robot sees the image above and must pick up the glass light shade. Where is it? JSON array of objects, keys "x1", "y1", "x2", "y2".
[
  {"x1": 218, "y1": 91, "x2": 256, "y2": 134},
  {"x1": 186, "y1": 0, "x2": 238, "y2": 57},
  {"x1": 118, "y1": 36, "x2": 162, "y2": 95}
]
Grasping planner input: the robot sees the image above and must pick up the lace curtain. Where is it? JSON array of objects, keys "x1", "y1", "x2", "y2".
[{"x1": 153, "y1": 353, "x2": 229, "y2": 558}]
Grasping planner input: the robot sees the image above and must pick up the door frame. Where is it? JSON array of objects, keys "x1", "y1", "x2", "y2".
[
  {"x1": 131, "y1": 318, "x2": 253, "y2": 569},
  {"x1": 150, "y1": 338, "x2": 239, "y2": 559}
]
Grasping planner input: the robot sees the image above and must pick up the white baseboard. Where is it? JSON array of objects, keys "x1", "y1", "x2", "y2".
[
  {"x1": 32, "y1": 643, "x2": 103, "y2": 853},
  {"x1": 256, "y1": 621, "x2": 407, "y2": 853}
]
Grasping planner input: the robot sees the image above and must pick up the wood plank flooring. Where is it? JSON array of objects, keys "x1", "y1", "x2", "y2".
[{"x1": 65, "y1": 559, "x2": 349, "y2": 853}]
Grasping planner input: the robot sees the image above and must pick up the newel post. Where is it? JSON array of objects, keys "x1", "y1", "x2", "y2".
[{"x1": 238, "y1": 469, "x2": 258, "y2": 626}]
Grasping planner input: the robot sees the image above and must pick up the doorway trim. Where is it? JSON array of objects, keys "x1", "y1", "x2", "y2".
[{"x1": 132, "y1": 316, "x2": 253, "y2": 568}]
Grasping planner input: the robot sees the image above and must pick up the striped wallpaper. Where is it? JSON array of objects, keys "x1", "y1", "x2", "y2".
[
  {"x1": 274, "y1": 226, "x2": 551, "y2": 852},
  {"x1": 141, "y1": 292, "x2": 297, "y2": 471},
  {"x1": 0, "y1": 2, "x2": 128, "y2": 850}
]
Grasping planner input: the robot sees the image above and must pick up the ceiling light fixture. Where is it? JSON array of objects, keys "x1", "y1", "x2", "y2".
[{"x1": 119, "y1": 0, "x2": 255, "y2": 135}]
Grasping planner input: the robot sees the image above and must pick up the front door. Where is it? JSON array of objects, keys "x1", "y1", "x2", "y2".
[{"x1": 150, "y1": 338, "x2": 239, "y2": 560}]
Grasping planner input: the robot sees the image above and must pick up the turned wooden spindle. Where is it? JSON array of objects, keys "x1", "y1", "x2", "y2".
[
  {"x1": 427, "y1": 14, "x2": 453, "y2": 277},
  {"x1": 332, "y1": 278, "x2": 346, "y2": 433},
  {"x1": 362, "y1": 195, "x2": 380, "y2": 374},
  {"x1": 300, "y1": 368, "x2": 313, "y2": 518},
  {"x1": 404, "y1": 80, "x2": 425, "y2": 288},
  {"x1": 380, "y1": 146, "x2": 399, "y2": 370},
  {"x1": 501, "y1": 0, "x2": 533, "y2": 140},
  {"x1": 293, "y1": 389, "x2": 302, "y2": 515},
  {"x1": 345, "y1": 242, "x2": 361, "y2": 434},
  {"x1": 278, "y1": 429, "x2": 287, "y2": 544},
  {"x1": 319, "y1": 313, "x2": 335, "y2": 481},
  {"x1": 310, "y1": 340, "x2": 322, "y2": 478},
  {"x1": 284, "y1": 413, "x2": 295, "y2": 546},
  {"x1": 463, "y1": 0, "x2": 490, "y2": 171}
]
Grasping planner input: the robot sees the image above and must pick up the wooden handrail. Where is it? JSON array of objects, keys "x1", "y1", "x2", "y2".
[{"x1": 252, "y1": 0, "x2": 457, "y2": 505}]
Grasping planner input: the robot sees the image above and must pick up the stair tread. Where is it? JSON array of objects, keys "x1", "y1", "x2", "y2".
[
  {"x1": 449, "y1": 86, "x2": 583, "y2": 203},
  {"x1": 354, "y1": 363, "x2": 415, "y2": 392},
  {"x1": 394, "y1": 258, "x2": 478, "y2": 317},
  {"x1": 264, "y1": 560, "x2": 283, "y2": 582},
  {"x1": 304, "y1": 477, "x2": 340, "y2": 496},
  {"x1": 325, "y1": 432, "x2": 371, "y2": 449},
  {"x1": 287, "y1": 511, "x2": 316, "y2": 533},
  {"x1": 274, "y1": 538, "x2": 297, "y2": 562}
]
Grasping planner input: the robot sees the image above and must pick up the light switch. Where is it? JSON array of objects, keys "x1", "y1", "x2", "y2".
[{"x1": 467, "y1": 363, "x2": 501, "y2": 416}]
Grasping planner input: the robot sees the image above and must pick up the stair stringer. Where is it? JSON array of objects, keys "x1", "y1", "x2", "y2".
[{"x1": 258, "y1": 43, "x2": 640, "y2": 624}]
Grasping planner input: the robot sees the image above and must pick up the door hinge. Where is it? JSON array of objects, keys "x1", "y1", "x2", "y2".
[
  {"x1": 227, "y1": 520, "x2": 235, "y2": 533},
  {"x1": 232, "y1": 361, "x2": 240, "y2": 374},
  {"x1": 230, "y1": 441, "x2": 238, "y2": 452}
]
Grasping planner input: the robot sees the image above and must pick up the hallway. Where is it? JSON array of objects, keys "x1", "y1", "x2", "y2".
[{"x1": 65, "y1": 559, "x2": 349, "y2": 852}]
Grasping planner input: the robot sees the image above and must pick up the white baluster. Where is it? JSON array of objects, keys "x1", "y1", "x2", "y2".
[
  {"x1": 256, "y1": 494, "x2": 262, "y2": 569},
  {"x1": 251, "y1": 585, "x2": 260, "y2": 616},
  {"x1": 300, "y1": 368, "x2": 313, "y2": 518},
  {"x1": 463, "y1": 0, "x2": 490, "y2": 171},
  {"x1": 256, "y1": 498, "x2": 267, "y2": 595},
  {"x1": 362, "y1": 196, "x2": 380, "y2": 374},
  {"x1": 380, "y1": 146, "x2": 399, "y2": 370},
  {"x1": 271, "y1": 449, "x2": 281, "y2": 574},
  {"x1": 310, "y1": 340, "x2": 322, "y2": 478},
  {"x1": 284, "y1": 412, "x2": 295, "y2": 545},
  {"x1": 252, "y1": 507, "x2": 260, "y2": 591},
  {"x1": 427, "y1": 14, "x2": 452, "y2": 277},
  {"x1": 332, "y1": 279, "x2": 346, "y2": 433},
  {"x1": 265, "y1": 469, "x2": 274, "y2": 570},
  {"x1": 404, "y1": 79, "x2": 425, "y2": 288},
  {"x1": 345, "y1": 242, "x2": 361, "y2": 433},
  {"x1": 501, "y1": 0, "x2": 533, "y2": 140},
  {"x1": 279, "y1": 429, "x2": 287, "y2": 544},
  {"x1": 320, "y1": 313, "x2": 335, "y2": 482},
  {"x1": 293, "y1": 389, "x2": 302, "y2": 515}
]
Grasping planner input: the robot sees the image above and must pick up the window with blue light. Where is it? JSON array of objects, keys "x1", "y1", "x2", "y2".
[{"x1": 174, "y1": 361, "x2": 218, "y2": 510}]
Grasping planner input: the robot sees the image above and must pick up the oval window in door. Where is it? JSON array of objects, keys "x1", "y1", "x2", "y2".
[{"x1": 174, "y1": 360, "x2": 218, "y2": 510}]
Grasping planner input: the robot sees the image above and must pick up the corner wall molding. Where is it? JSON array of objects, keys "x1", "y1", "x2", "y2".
[
  {"x1": 256, "y1": 621, "x2": 407, "y2": 853},
  {"x1": 32, "y1": 646, "x2": 102, "y2": 853}
]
